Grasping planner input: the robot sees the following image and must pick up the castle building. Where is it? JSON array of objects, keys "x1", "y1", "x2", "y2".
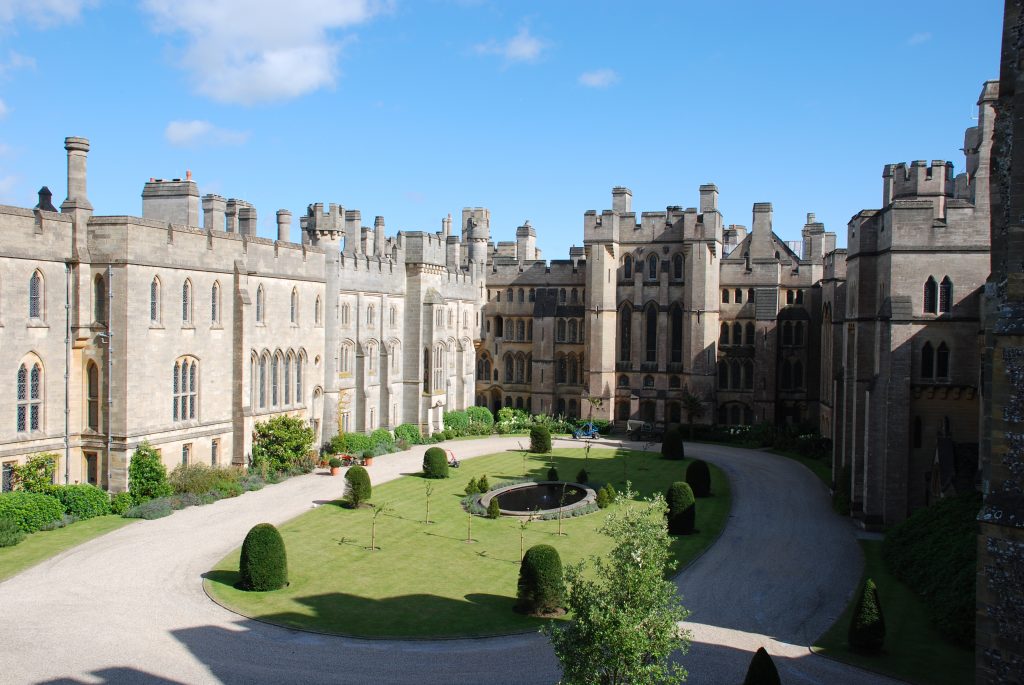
[{"x1": 0, "y1": 138, "x2": 484, "y2": 491}]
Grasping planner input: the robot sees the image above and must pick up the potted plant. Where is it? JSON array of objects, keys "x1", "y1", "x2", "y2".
[
  {"x1": 362, "y1": 450, "x2": 375, "y2": 467},
  {"x1": 328, "y1": 457, "x2": 344, "y2": 476}
]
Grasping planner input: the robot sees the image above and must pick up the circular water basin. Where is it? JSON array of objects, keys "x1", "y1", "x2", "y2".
[{"x1": 479, "y1": 481, "x2": 597, "y2": 517}]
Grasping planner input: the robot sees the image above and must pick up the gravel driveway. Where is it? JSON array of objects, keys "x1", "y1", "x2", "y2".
[{"x1": 0, "y1": 437, "x2": 903, "y2": 684}]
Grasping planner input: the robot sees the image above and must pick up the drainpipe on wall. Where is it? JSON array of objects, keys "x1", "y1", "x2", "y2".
[
  {"x1": 64, "y1": 263, "x2": 71, "y2": 485},
  {"x1": 106, "y1": 264, "x2": 113, "y2": 489}
]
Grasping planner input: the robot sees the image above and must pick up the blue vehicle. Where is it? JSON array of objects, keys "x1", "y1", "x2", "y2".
[{"x1": 572, "y1": 422, "x2": 600, "y2": 439}]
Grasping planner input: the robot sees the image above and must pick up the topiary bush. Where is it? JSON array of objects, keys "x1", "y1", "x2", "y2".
[
  {"x1": 50, "y1": 484, "x2": 111, "y2": 520},
  {"x1": 369, "y1": 428, "x2": 395, "y2": 453},
  {"x1": 128, "y1": 441, "x2": 173, "y2": 503},
  {"x1": 0, "y1": 516, "x2": 25, "y2": 547},
  {"x1": 743, "y1": 647, "x2": 781, "y2": 685},
  {"x1": 665, "y1": 481, "x2": 696, "y2": 535},
  {"x1": 477, "y1": 475, "x2": 489, "y2": 491},
  {"x1": 487, "y1": 498, "x2": 501, "y2": 519},
  {"x1": 394, "y1": 423, "x2": 423, "y2": 446},
  {"x1": 576, "y1": 468, "x2": 588, "y2": 484},
  {"x1": 848, "y1": 577, "x2": 886, "y2": 653},
  {"x1": 422, "y1": 447, "x2": 449, "y2": 479},
  {"x1": 530, "y1": 425, "x2": 552, "y2": 454},
  {"x1": 661, "y1": 424, "x2": 684, "y2": 460},
  {"x1": 443, "y1": 410, "x2": 471, "y2": 437},
  {"x1": 344, "y1": 465, "x2": 372, "y2": 507},
  {"x1": 602, "y1": 483, "x2": 617, "y2": 505},
  {"x1": 466, "y1": 406, "x2": 495, "y2": 435},
  {"x1": 465, "y1": 477, "x2": 480, "y2": 495},
  {"x1": 122, "y1": 497, "x2": 174, "y2": 520},
  {"x1": 0, "y1": 491, "x2": 64, "y2": 532},
  {"x1": 595, "y1": 487, "x2": 610, "y2": 509},
  {"x1": 110, "y1": 491, "x2": 134, "y2": 515},
  {"x1": 516, "y1": 544, "x2": 564, "y2": 615},
  {"x1": 239, "y1": 522, "x2": 288, "y2": 591},
  {"x1": 252, "y1": 415, "x2": 315, "y2": 474},
  {"x1": 547, "y1": 466, "x2": 559, "y2": 482},
  {"x1": 685, "y1": 459, "x2": 712, "y2": 498}
]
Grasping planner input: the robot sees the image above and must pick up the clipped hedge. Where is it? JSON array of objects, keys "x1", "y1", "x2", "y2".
[
  {"x1": 848, "y1": 578, "x2": 885, "y2": 653},
  {"x1": 110, "y1": 492, "x2": 134, "y2": 515},
  {"x1": 686, "y1": 459, "x2": 712, "y2": 497},
  {"x1": 530, "y1": 425, "x2": 551, "y2": 454},
  {"x1": 394, "y1": 423, "x2": 423, "y2": 446},
  {"x1": 743, "y1": 647, "x2": 781, "y2": 685},
  {"x1": 239, "y1": 523, "x2": 288, "y2": 591},
  {"x1": 369, "y1": 428, "x2": 395, "y2": 453},
  {"x1": 0, "y1": 517, "x2": 25, "y2": 547},
  {"x1": 466, "y1": 406, "x2": 495, "y2": 432},
  {"x1": 344, "y1": 465, "x2": 372, "y2": 507},
  {"x1": 443, "y1": 410, "x2": 471, "y2": 437},
  {"x1": 881, "y1": 492, "x2": 979, "y2": 646},
  {"x1": 665, "y1": 481, "x2": 696, "y2": 535},
  {"x1": 661, "y1": 424, "x2": 684, "y2": 460},
  {"x1": 422, "y1": 447, "x2": 449, "y2": 479},
  {"x1": 0, "y1": 491, "x2": 64, "y2": 533},
  {"x1": 516, "y1": 544, "x2": 564, "y2": 615},
  {"x1": 48, "y1": 484, "x2": 111, "y2": 520}
]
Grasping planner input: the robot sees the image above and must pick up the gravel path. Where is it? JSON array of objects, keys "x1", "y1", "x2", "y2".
[{"x1": 0, "y1": 437, "x2": 903, "y2": 685}]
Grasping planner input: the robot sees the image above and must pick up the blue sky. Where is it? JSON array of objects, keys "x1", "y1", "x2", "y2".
[{"x1": 0, "y1": 1, "x2": 1003, "y2": 258}]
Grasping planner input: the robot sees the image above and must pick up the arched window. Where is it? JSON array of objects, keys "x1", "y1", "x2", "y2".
[
  {"x1": 515, "y1": 354, "x2": 526, "y2": 384},
  {"x1": 296, "y1": 352, "x2": 304, "y2": 401},
  {"x1": 182, "y1": 279, "x2": 192, "y2": 324},
  {"x1": 93, "y1": 274, "x2": 106, "y2": 324},
  {"x1": 256, "y1": 285, "x2": 265, "y2": 323},
  {"x1": 643, "y1": 375, "x2": 654, "y2": 388},
  {"x1": 367, "y1": 342, "x2": 378, "y2": 373},
  {"x1": 647, "y1": 254, "x2": 658, "y2": 280},
  {"x1": 259, "y1": 354, "x2": 268, "y2": 408},
  {"x1": 315, "y1": 296, "x2": 322, "y2": 326},
  {"x1": 517, "y1": 320, "x2": 526, "y2": 341},
  {"x1": 528, "y1": 320, "x2": 534, "y2": 341},
  {"x1": 559, "y1": 288, "x2": 567, "y2": 304},
  {"x1": 569, "y1": 355, "x2": 579, "y2": 384},
  {"x1": 718, "y1": 360, "x2": 729, "y2": 389},
  {"x1": 570, "y1": 288, "x2": 578, "y2": 303},
  {"x1": 645, "y1": 305, "x2": 658, "y2": 362},
  {"x1": 557, "y1": 398, "x2": 566, "y2": 415},
  {"x1": 669, "y1": 375, "x2": 681, "y2": 389},
  {"x1": 745, "y1": 322, "x2": 755, "y2": 345},
  {"x1": 518, "y1": 288, "x2": 525, "y2": 303},
  {"x1": 290, "y1": 288, "x2": 298, "y2": 324},
  {"x1": 528, "y1": 288, "x2": 536, "y2": 302},
  {"x1": 747, "y1": 288, "x2": 755, "y2": 303},
  {"x1": 670, "y1": 306, "x2": 683, "y2": 363},
  {"x1": 526, "y1": 354, "x2": 533, "y2": 382},
  {"x1": 211, "y1": 282, "x2": 221, "y2": 324},
  {"x1": 673, "y1": 254, "x2": 684, "y2": 280},
  {"x1": 86, "y1": 361, "x2": 100, "y2": 431},
  {"x1": 619, "y1": 304, "x2": 632, "y2": 362},
  {"x1": 782, "y1": 321, "x2": 793, "y2": 346},
  {"x1": 341, "y1": 303, "x2": 350, "y2": 325},
  {"x1": 734, "y1": 289, "x2": 743, "y2": 304},
  {"x1": 743, "y1": 360, "x2": 754, "y2": 389},
  {"x1": 557, "y1": 356, "x2": 567, "y2": 383},
  {"x1": 17, "y1": 361, "x2": 43, "y2": 432},
  {"x1": 367, "y1": 304, "x2": 375, "y2": 326},
  {"x1": 390, "y1": 305, "x2": 397, "y2": 327},
  {"x1": 923, "y1": 277, "x2": 938, "y2": 314},
  {"x1": 786, "y1": 290, "x2": 795, "y2": 305},
  {"x1": 557, "y1": 319, "x2": 566, "y2": 342},
  {"x1": 29, "y1": 270, "x2": 43, "y2": 319},
  {"x1": 939, "y1": 277, "x2": 953, "y2": 313},
  {"x1": 507, "y1": 288, "x2": 514, "y2": 302},
  {"x1": 722, "y1": 289, "x2": 730, "y2": 304},
  {"x1": 730, "y1": 359, "x2": 741, "y2": 390},
  {"x1": 732, "y1": 322, "x2": 742, "y2": 344},
  {"x1": 616, "y1": 400, "x2": 630, "y2": 421},
  {"x1": 937, "y1": 342, "x2": 950, "y2": 379},
  {"x1": 173, "y1": 357, "x2": 198, "y2": 421},
  {"x1": 505, "y1": 355, "x2": 514, "y2": 383},
  {"x1": 618, "y1": 375, "x2": 629, "y2": 387},
  {"x1": 720, "y1": 323, "x2": 730, "y2": 346},
  {"x1": 495, "y1": 316, "x2": 503, "y2": 338},
  {"x1": 284, "y1": 353, "x2": 292, "y2": 404},
  {"x1": 623, "y1": 255, "x2": 633, "y2": 280},
  {"x1": 150, "y1": 277, "x2": 160, "y2": 323},
  {"x1": 568, "y1": 319, "x2": 578, "y2": 343},
  {"x1": 795, "y1": 290, "x2": 804, "y2": 304},
  {"x1": 921, "y1": 342, "x2": 934, "y2": 379}
]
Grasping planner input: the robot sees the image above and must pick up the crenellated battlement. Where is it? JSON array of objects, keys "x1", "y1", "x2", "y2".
[
  {"x1": 883, "y1": 160, "x2": 954, "y2": 204},
  {"x1": 584, "y1": 185, "x2": 723, "y2": 246}
]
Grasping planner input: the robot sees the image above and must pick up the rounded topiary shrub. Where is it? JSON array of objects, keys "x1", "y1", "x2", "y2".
[
  {"x1": 487, "y1": 497, "x2": 501, "y2": 519},
  {"x1": 110, "y1": 491, "x2": 134, "y2": 515},
  {"x1": 547, "y1": 466, "x2": 559, "y2": 482},
  {"x1": 477, "y1": 475, "x2": 490, "y2": 491},
  {"x1": 516, "y1": 544, "x2": 564, "y2": 615},
  {"x1": 661, "y1": 423, "x2": 684, "y2": 460},
  {"x1": 239, "y1": 522, "x2": 288, "y2": 591},
  {"x1": 344, "y1": 465, "x2": 372, "y2": 507},
  {"x1": 530, "y1": 425, "x2": 552, "y2": 454},
  {"x1": 848, "y1": 578, "x2": 886, "y2": 652},
  {"x1": 576, "y1": 468, "x2": 588, "y2": 484},
  {"x1": 743, "y1": 647, "x2": 781, "y2": 685},
  {"x1": 52, "y1": 484, "x2": 111, "y2": 520},
  {"x1": 0, "y1": 491, "x2": 64, "y2": 533},
  {"x1": 422, "y1": 447, "x2": 449, "y2": 479},
  {"x1": 0, "y1": 517, "x2": 25, "y2": 547},
  {"x1": 686, "y1": 459, "x2": 712, "y2": 498},
  {"x1": 665, "y1": 481, "x2": 696, "y2": 535}
]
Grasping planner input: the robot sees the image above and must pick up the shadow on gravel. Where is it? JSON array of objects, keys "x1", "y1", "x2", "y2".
[{"x1": 39, "y1": 667, "x2": 188, "y2": 684}]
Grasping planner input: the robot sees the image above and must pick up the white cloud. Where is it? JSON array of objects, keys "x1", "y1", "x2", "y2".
[
  {"x1": 578, "y1": 68, "x2": 619, "y2": 88},
  {"x1": 474, "y1": 27, "x2": 546, "y2": 64},
  {"x1": 0, "y1": 51, "x2": 35, "y2": 76},
  {"x1": 0, "y1": 98, "x2": 8, "y2": 118},
  {"x1": 164, "y1": 120, "x2": 249, "y2": 147},
  {"x1": 907, "y1": 32, "x2": 931, "y2": 46},
  {"x1": 142, "y1": 0, "x2": 384, "y2": 105},
  {"x1": 0, "y1": 0, "x2": 96, "y2": 28}
]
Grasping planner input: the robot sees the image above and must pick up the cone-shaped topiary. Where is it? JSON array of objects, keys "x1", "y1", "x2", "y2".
[
  {"x1": 239, "y1": 523, "x2": 288, "y2": 591},
  {"x1": 743, "y1": 647, "x2": 781, "y2": 685},
  {"x1": 602, "y1": 482, "x2": 617, "y2": 504},
  {"x1": 344, "y1": 465, "x2": 372, "y2": 507},
  {"x1": 576, "y1": 468, "x2": 588, "y2": 484},
  {"x1": 665, "y1": 481, "x2": 696, "y2": 534},
  {"x1": 422, "y1": 447, "x2": 449, "y2": 479},
  {"x1": 465, "y1": 477, "x2": 479, "y2": 495},
  {"x1": 516, "y1": 544, "x2": 564, "y2": 615},
  {"x1": 487, "y1": 497, "x2": 501, "y2": 519},
  {"x1": 477, "y1": 475, "x2": 489, "y2": 491},
  {"x1": 686, "y1": 459, "x2": 712, "y2": 497},
  {"x1": 848, "y1": 578, "x2": 886, "y2": 652},
  {"x1": 547, "y1": 466, "x2": 559, "y2": 481},
  {"x1": 530, "y1": 425, "x2": 551, "y2": 453},
  {"x1": 596, "y1": 487, "x2": 609, "y2": 509},
  {"x1": 661, "y1": 423, "x2": 685, "y2": 460}
]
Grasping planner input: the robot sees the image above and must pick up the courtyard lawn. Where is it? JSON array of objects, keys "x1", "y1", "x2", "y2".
[
  {"x1": 813, "y1": 540, "x2": 974, "y2": 685},
  {"x1": 0, "y1": 515, "x2": 133, "y2": 582},
  {"x1": 205, "y1": 447, "x2": 730, "y2": 638}
]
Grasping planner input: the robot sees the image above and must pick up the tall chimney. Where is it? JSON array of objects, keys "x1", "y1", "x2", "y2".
[
  {"x1": 276, "y1": 209, "x2": 292, "y2": 242},
  {"x1": 62, "y1": 137, "x2": 92, "y2": 211},
  {"x1": 203, "y1": 195, "x2": 226, "y2": 231},
  {"x1": 374, "y1": 216, "x2": 385, "y2": 256}
]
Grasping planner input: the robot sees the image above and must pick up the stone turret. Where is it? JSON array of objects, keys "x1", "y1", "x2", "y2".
[
  {"x1": 276, "y1": 209, "x2": 292, "y2": 242},
  {"x1": 463, "y1": 207, "x2": 491, "y2": 266}
]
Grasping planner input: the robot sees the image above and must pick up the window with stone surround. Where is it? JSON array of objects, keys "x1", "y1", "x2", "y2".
[
  {"x1": 173, "y1": 357, "x2": 198, "y2": 421},
  {"x1": 17, "y1": 358, "x2": 43, "y2": 432},
  {"x1": 150, "y1": 277, "x2": 161, "y2": 324},
  {"x1": 211, "y1": 282, "x2": 221, "y2": 324},
  {"x1": 29, "y1": 270, "x2": 43, "y2": 320}
]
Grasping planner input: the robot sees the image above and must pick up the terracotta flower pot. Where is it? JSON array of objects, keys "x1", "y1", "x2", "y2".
[
  {"x1": 363, "y1": 456, "x2": 374, "y2": 467},
  {"x1": 330, "y1": 466, "x2": 341, "y2": 476}
]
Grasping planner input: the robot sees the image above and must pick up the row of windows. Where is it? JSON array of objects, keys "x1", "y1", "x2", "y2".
[
  {"x1": 250, "y1": 349, "x2": 308, "y2": 412},
  {"x1": 16, "y1": 362, "x2": 43, "y2": 432},
  {"x1": 921, "y1": 341, "x2": 950, "y2": 380},
  {"x1": 617, "y1": 375, "x2": 685, "y2": 389},
  {"x1": 718, "y1": 359, "x2": 755, "y2": 390},
  {"x1": 923, "y1": 276, "x2": 953, "y2": 314},
  {"x1": 622, "y1": 253, "x2": 685, "y2": 281},
  {"x1": 721, "y1": 288, "x2": 804, "y2": 305},
  {"x1": 339, "y1": 340, "x2": 401, "y2": 375},
  {"x1": 720, "y1": 322, "x2": 756, "y2": 346},
  {"x1": 489, "y1": 287, "x2": 588, "y2": 304},
  {"x1": 149, "y1": 279, "x2": 322, "y2": 328},
  {"x1": 618, "y1": 304, "x2": 685, "y2": 363}
]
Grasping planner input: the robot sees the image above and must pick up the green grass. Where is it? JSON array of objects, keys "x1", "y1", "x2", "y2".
[
  {"x1": 205, "y1": 447, "x2": 730, "y2": 638},
  {"x1": 813, "y1": 540, "x2": 974, "y2": 685},
  {"x1": 0, "y1": 515, "x2": 132, "y2": 582}
]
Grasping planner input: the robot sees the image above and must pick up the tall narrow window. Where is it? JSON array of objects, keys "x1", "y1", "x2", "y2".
[
  {"x1": 296, "y1": 353, "x2": 304, "y2": 401},
  {"x1": 259, "y1": 355, "x2": 267, "y2": 408},
  {"x1": 557, "y1": 319, "x2": 566, "y2": 342},
  {"x1": 506, "y1": 355, "x2": 514, "y2": 383},
  {"x1": 173, "y1": 358, "x2": 198, "y2": 421},
  {"x1": 648, "y1": 254, "x2": 658, "y2": 280},
  {"x1": 619, "y1": 305, "x2": 632, "y2": 362},
  {"x1": 182, "y1": 279, "x2": 192, "y2": 324},
  {"x1": 623, "y1": 255, "x2": 633, "y2": 280},
  {"x1": 670, "y1": 306, "x2": 683, "y2": 363},
  {"x1": 94, "y1": 274, "x2": 106, "y2": 324},
  {"x1": 645, "y1": 306, "x2": 657, "y2": 362},
  {"x1": 745, "y1": 322, "x2": 755, "y2": 345},
  {"x1": 568, "y1": 319, "x2": 577, "y2": 343},
  {"x1": 518, "y1": 320, "x2": 526, "y2": 341},
  {"x1": 794, "y1": 321, "x2": 804, "y2": 346},
  {"x1": 256, "y1": 285, "x2": 265, "y2": 323},
  {"x1": 939, "y1": 277, "x2": 953, "y2": 313},
  {"x1": 390, "y1": 305, "x2": 396, "y2": 327},
  {"x1": 734, "y1": 289, "x2": 743, "y2": 304},
  {"x1": 87, "y1": 362, "x2": 99, "y2": 431},
  {"x1": 341, "y1": 303, "x2": 350, "y2": 325},
  {"x1": 271, "y1": 353, "x2": 280, "y2": 406},
  {"x1": 673, "y1": 254, "x2": 684, "y2": 280},
  {"x1": 732, "y1": 322, "x2": 742, "y2": 344},
  {"x1": 367, "y1": 304, "x2": 375, "y2": 326},
  {"x1": 720, "y1": 323, "x2": 730, "y2": 345},
  {"x1": 921, "y1": 342, "x2": 934, "y2": 379},
  {"x1": 722, "y1": 289, "x2": 730, "y2": 304},
  {"x1": 559, "y1": 288, "x2": 566, "y2": 304},
  {"x1": 936, "y1": 342, "x2": 950, "y2": 379},
  {"x1": 731, "y1": 359, "x2": 741, "y2": 390},
  {"x1": 315, "y1": 297, "x2": 322, "y2": 325},
  {"x1": 519, "y1": 289, "x2": 525, "y2": 303},
  {"x1": 528, "y1": 288, "x2": 536, "y2": 302},
  {"x1": 290, "y1": 288, "x2": 298, "y2": 324},
  {"x1": 718, "y1": 360, "x2": 729, "y2": 389},
  {"x1": 29, "y1": 271, "x2": 42, "y2": 319},
  {"x1": 923, "y1": 277, "x2": 938, "y2": 313},
  {"x1": 211, "y1": 282, "x2": 220, "y2": 324},
  {"x1": 17, "y1": 362, "x2": 43, "y2": 432},
  {"x1": 782, "y1": 322, "x2": 793, "y2": 346},
  {"x1": 793, "y1": 360, "x2": 804, "y2": 388},
  {"x1": 284, "y1": 353, "x2": 292, "y2": 404},
  {"x1": 744, "y1": 360, "x2": 754, "y2": 389},
  {"x1": 150, "y1": 278, "x2": 160, "y2": 323}
]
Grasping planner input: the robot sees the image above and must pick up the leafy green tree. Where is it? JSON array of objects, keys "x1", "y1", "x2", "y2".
[
  {"x1": 128, "y1": 441, "x2": 172, "y2": 503},
  {"x1": 13, "y1": 453, "x2": 57, "y2": 492},
  {"x1": 487, "y1": 497, "x2": 501, "y2": 519},
  {"x1": 251, "y1": 415, "x2": 315, "y2": 474},
  {"x1": 477, "y1": 475, "x2": 490, "y2": 491},
  {"x1": 547, "y1": 490, "x2": 690, "y2": 684}
]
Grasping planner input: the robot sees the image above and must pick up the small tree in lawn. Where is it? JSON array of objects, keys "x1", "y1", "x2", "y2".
[
  {"x1": 128, "y1": 441, "x2": 172, "y2": 503},
  {"x1": 516, "y1": 544, "x2": 565, "y2": 615},
  {"x1": 848, "y1": 578, "x2": 886, "y2": 653},
  {"x1": 487, "y1": 497, "x2": 501, "y2": 519},
  {"x1": 424, "y1": 481, "x2": 434, "y2": 524},
  {"x1": 239, "y1": 523, "x2": 288, "y2": 591},
  {"x1": 665, "y1": 481, "x2": 696, "y2": 535},
  {"x1": 252, "y1": 415, "x2": 314, "y2": 474},
  {"x1": 369, "y1": 502, "x2": 392, "y2": 551},
  {"x1": 681, "y1": 390, "x2": 704, "y2": 441},
  {"x1": 546, "y1": 489, "x2": 690, "y2": 684},
  {"x1": 661, "y1": 424, "x2": 685, "y2": 460},
  {"x1": 344, "y1": 465, "x2": 372, "y2": 508}
]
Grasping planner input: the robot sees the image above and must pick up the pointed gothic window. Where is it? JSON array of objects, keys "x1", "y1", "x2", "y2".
[{"x1": 924, "y1": 277, "x2": 938, "y2": 314}]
